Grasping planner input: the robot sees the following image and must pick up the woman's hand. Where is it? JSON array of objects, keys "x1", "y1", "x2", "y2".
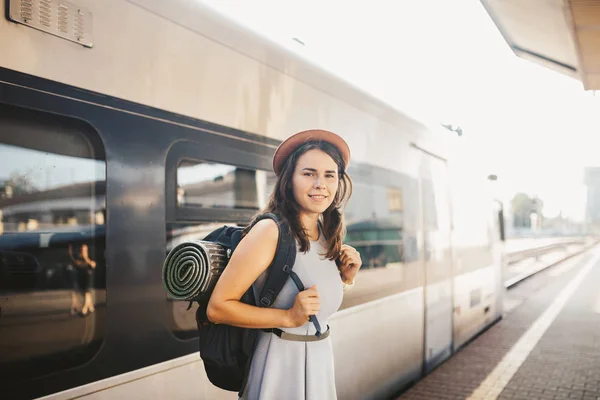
[
  {"x1": 337, "y1": 244, "x2": 362, "y2": 284},
  {"x1": 285, "y1": 285, "x2": 320, "y2": 328},
  {"x1": 81, "y1": 244, "x2": 97, "y2": 268}
]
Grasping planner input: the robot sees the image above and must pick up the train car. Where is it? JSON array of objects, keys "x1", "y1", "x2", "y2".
[{"x1": 0, "y1": 1, "x2": 505, "y2": 399}]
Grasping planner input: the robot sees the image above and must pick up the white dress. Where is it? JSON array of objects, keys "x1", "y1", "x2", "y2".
[{"x1": 241, "y1": 234, "x2": 343, "y2": 400}]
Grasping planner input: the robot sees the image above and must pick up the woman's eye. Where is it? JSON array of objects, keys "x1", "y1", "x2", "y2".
[{"x1": 326, "y1": 174, "x2": 335, "y2": 179}]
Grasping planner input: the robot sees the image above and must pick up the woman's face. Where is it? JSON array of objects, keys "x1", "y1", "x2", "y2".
[{"x1": 292, "y1": 149, "x2": 339, "y2": 217}]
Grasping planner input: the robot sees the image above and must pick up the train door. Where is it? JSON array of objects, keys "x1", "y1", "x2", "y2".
[{"x1": 419, "y1": 151, "x2": 454, "y2": 373}]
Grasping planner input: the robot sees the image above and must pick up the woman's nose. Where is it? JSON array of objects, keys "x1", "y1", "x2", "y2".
[{"x1": 313, "y1": 178, "x2": 325, "y2": 189}]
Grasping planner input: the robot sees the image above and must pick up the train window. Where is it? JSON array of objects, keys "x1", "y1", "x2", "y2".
[
  {"x1": 341, "y1": 166, "x2": 420, "y2": 309},
  {"x1": 0, "y1": 104, "x2": 106, "y2": 386},
  {"x1": 177, "y1": 160, "x2": 270, "y2": 210},
  {"x1": 169, "y1": 161, "x2": 273, "y2": 339},
  {"x1": 345, "y1": 177, "x2": 418, "y2": 268}
]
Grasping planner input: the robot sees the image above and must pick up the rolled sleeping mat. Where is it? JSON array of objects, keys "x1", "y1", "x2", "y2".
[{"x1": 162, "y1": 240, "x2": 228, "y2": 301}]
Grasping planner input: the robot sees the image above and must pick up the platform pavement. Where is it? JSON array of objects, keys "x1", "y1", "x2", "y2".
[{"x1": 396, "y1": 246, "x2": 600, "y2": 400}]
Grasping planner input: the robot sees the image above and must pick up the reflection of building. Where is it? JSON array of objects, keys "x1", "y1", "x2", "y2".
[
  {"x1": 341, "y1": 163, "x2": 421, "y2": 269},
  {"x1": 585, "y1": 167, "x2": 600, "y2": 232},
  {"x1": 0, "y1": 181, "x2": 105, "y2": 232},
  {"x1": 179, "y1": 165, "x2": 264, "y2": 210},
  {"x1": 0, "y1": 177, "x2": 12, "y2": 201},
  {"x1": 345, "y1": 218, "x2": 418, "y2": 268}
]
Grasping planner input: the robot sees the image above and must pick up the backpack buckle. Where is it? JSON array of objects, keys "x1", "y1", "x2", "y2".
[
  {"x1": 282, "y1": 264, "x2": 291, "y2": 273},
  {"x1": 260, "y1": 288, "x2": 276, "y2": 306},
  {"x1": 260, "y1": 297, "x2": 271, "y2": 306}
]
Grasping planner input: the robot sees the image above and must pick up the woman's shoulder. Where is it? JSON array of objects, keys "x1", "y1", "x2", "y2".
[{"x1": 244, "y1": 218, "x2": 279, "y2": 245}]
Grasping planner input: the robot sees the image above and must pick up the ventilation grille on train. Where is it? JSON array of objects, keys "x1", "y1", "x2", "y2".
[{"x1": 8, "y1": 0, "x2": 93, "y2": 48}]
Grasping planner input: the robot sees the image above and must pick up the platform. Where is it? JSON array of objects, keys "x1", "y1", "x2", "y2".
[{"x1": 397, "y1": 246, "x2": 600, "y2": 400}]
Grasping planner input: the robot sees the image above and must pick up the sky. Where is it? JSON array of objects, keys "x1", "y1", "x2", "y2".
[{"x1": 201, "y1": 0, "x2": 600, "y2": 221}]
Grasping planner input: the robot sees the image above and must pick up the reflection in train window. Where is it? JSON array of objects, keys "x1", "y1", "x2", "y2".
[
  {"x1": 170, "y1": 160, "x2": 273, "y2": 338},
  {"x1": 0, "y1": 104, "x2": 106, "y2": 386},
  {"x1": 340, "y1": 167, "x2": 420, "y2": 309},
  {"x1": 166, "y1": 221, "x2": 245, "y2": 340},
  {"x1": 264, "y1": 170, "x2": 277, "y2": 202},
  {"x1": 177, "y1": 160, "x2": 270, "y2": 210},
  {"x1": 345, "y1": 179, "x2": 418, "y2": 269},
  {"x1": 387, "y1": 187, "x2": 403, "y2": 213}
]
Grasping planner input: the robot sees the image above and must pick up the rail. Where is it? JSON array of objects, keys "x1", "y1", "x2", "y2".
[
  {"x1": 504, "y1": 237, "x2": 598, "y2": 289},
  {"x1": 506, "y1": 239, "x2": 589, "y2": 265}
]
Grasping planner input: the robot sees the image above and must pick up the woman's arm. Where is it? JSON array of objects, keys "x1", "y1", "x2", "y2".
[
  {"x1": 206, "y1": 219, "x2": 293, "y2": 329},
  {"x1": 80, "y1": 244, "x2": 97, "y2": 268}
]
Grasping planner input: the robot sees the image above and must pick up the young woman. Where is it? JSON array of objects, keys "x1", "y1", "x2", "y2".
[{"x1": 207, "y1": 129, "x2": 362, "y2": 400}]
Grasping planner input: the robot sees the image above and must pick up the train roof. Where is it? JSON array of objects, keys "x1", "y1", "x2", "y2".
[{"x1": 0, "y1": 0, "x2": 453, "y2": 156}]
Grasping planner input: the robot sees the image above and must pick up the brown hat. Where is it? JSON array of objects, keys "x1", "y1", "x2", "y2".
[{"x1": 272, "y1": 129, "x2": 351, "y2": 176}]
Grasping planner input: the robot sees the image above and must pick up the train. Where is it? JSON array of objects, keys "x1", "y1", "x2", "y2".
[{"x1": 0, "y1": 1, "x2": 505, "y2": 399}]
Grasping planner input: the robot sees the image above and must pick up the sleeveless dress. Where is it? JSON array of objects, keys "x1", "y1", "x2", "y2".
[{"x1": 240, "y1": 233, "x2": 343, "y2": 400}]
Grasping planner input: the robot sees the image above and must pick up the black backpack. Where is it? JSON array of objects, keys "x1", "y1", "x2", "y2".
[{"x1": 194, "y1": 213, "x2": 321, "y2": 396}]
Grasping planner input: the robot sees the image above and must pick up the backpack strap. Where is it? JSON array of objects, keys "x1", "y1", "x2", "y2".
[
  {"x1": 285, "y1": 269, "x2": 323, "y2": 337},
  {"x1": 253, "y1": 213, "x2": 322, "y2": 337},
  {"x1": 253, "y1": 213, "x2": 295, "y2": 308}
]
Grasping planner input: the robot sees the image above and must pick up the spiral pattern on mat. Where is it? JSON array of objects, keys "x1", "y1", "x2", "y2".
[{"x1": 162, "y1": 241, "x2": 211, "y2": 300}]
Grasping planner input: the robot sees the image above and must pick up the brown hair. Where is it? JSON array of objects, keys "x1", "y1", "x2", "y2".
[{"x1": 245, "y1": 141, "x2": 353, "y2": 260}]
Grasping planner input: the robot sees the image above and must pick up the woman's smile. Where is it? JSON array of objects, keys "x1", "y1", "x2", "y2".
[{"x1": 308, "y1": 194, "x2": 329, "y2": 202}]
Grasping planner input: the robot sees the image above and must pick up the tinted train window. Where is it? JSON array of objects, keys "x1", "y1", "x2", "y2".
[
  {"x1": 0, "y1": 105, "x2": 106, "y2": 385},
  {"x1": 344, "y1": 170, "x2": 419, "y2": 268},
  {"x1": 169, "y1": 163, "x2": 271, "y2": 339},
  {"x1": 341, "y1": 165, "x2": 420, "y2": 309}
]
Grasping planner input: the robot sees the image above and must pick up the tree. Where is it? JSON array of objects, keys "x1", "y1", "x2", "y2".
[
  {"x1": 511, "y1": 193, "x2": 543, "y2": 229},
  {"x1": 0, "y1": 170, "x2": 38, "y2": 199}
]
